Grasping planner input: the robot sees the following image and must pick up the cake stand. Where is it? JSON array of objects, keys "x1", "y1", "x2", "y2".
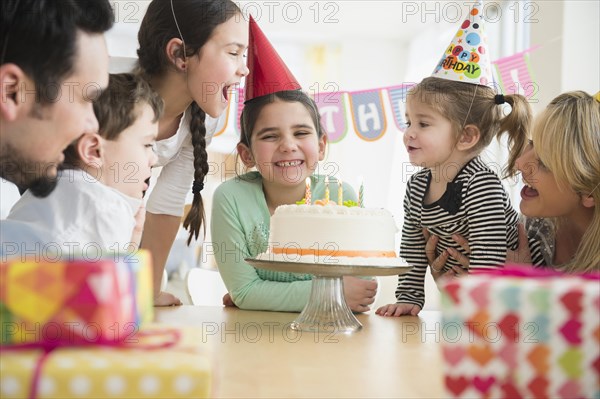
[{"x1": 245, "y1": 258, "x2": 411, "y2": 334}]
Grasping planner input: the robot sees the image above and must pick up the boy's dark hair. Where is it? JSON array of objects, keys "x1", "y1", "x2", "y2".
[
  {"x1": 0, "y1": 0, "x2": 114, "y2": 104},
  {"x1": 93, "y1": 73, "x2": 164, "y2": 141},
  {"x1": 63, "y1": 73, "x2": 164, "y2": 167}
]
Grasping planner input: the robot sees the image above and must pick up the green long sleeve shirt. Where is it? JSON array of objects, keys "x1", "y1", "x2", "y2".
[{"x1": 210, "y1": 172, "x2": 357, "y2": 312}]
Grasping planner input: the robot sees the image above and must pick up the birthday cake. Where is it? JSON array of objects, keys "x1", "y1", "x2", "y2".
[{"x1": 257, "y1": 204, "x2": 403, "y2": 265}]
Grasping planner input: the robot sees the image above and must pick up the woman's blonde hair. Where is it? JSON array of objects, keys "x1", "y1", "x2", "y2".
[
  {"x1": 408, "y1": 77, "x2": 532, "y2": 176},
  {"x1": 530, "y1": 91, "x2": 600, "y2": 272}
]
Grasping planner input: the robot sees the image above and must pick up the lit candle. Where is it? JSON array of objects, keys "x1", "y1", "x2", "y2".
[
  {"x1": 358, "y1": 176, "x2": 364, "y2": 208},
  {"x1": 324, "y1": 176, "x2": 330, "y2": 203},
  {"x1": 337, "y1": 179, "x2": 343, "y2": 205},
  {"x1": 305, "y1": 177, "x2": 311, "y2": 205}
]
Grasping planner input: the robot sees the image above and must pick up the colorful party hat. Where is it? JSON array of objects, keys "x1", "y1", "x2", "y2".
[
  {"x1": 244, "y1": 15, "x2": 301, "y2": 102},
  {"x1": 432, "y1": 0, "x2": 493, "y2": 86}
]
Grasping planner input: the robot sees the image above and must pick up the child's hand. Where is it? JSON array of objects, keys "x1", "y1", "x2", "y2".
[
  {"x1": 222, "y1": 293, "x2": 237, "y2": 307},
  {"x1": 343, "y1": 276, "x2": 377, "y2": 313},
  {"x1": 129, "y1": 203, "x2": 146, "y2": 250},
  {"x1": 154, "y1": 291, "x2": 182, "y2": 307},
  {"x1": 375, "y1": 303, "x2": 421, "y2": 317}
]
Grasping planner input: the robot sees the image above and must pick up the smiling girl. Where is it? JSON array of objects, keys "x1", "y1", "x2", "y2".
[
  {"x1": 135, "y1": 0, "x2": 249, "y2": 305},
  {"x1": 210, "y1": 90, "x2": 378, "y2": 312}
]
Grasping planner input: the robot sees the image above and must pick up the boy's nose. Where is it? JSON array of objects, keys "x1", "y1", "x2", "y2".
[{"x1": 150, "y1": 151, "x2": 158, "y2": 167}]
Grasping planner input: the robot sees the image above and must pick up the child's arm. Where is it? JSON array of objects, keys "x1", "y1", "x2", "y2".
[
  {"x1": 211, "y1": 184, "x2": 311, "y2": 312},
  {"x1": 465, "y1": 171, "x2": 519, "y2": 269},
  {"x1": 395, "y1": 178, "x2": 429, "y2": 310}
]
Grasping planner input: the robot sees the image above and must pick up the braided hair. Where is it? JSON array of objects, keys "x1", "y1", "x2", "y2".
[{"x1": 137, "y1": 0, "x2": 241, "y2": 244}]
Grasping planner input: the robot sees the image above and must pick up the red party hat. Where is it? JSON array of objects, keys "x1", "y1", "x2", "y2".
[{"x1": 244, "y1": 15, "x2": 301, "y2": 102}]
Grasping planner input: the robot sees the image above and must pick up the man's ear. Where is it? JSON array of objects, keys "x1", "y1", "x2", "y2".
[
  {"x1": 0, "y1": 63, "x2": 28, "y2": 121},
  {"x1": 236, "y1": 142, "x2": 255, "y2": 168},
  {"x1": 318, "y1": 133, "x2": 328, "y2": 161},
  {"x1": 76, "y1": 133, "x2": 104, "y2": 169},
  {"x1": 457, "y1": 124, "x2": 481, "y2": 151}
]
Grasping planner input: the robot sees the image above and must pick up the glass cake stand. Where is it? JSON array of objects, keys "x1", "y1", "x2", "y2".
[{"x1": 245, "y1": 258, "x2": 411, "y2": 334}]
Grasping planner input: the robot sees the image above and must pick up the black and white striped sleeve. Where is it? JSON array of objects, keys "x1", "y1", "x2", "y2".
[
  {"x1": 396, "y1": 175, "x2": 429, "y2": 309},
  {"x1": 464, "y1": 171, "x2": 515, "y2": 269}
]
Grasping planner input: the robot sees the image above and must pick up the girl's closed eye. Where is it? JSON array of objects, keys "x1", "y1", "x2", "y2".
[{"x1": 259, "y1": 134, "x2": 277, "y2": 141}]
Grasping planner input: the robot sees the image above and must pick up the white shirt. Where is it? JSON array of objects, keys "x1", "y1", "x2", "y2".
[
  {"x1": 146, "y1": 108, "x2": 217, "y2": 217},
  {"x1": 0, "y1": 169, "x2": 141, "y2": 260}
]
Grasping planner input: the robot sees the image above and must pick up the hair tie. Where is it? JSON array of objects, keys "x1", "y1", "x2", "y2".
[
  {"x1": 494, "y1": 94, "x2": 505, "y2": 105},
  {"x1": 192, "y1": 180, "x2": 204, "y2": 195}
]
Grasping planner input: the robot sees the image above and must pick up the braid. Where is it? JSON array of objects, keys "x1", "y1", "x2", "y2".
[{"x1": 183, "y1": 102, "x2": 209, "y2": 245}]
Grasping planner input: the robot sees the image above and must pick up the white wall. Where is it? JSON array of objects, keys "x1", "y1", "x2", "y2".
[
  {"x1": 561, "y1": 1, "x2": 600, "y2": 94},
  {"x1": 529, "y1": 0, "x2": 599, "y2": 112}
]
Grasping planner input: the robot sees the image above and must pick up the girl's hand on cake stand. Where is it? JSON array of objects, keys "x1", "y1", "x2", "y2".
[
  {"x1": 222, "y1": 293, "x2": 238, "y2": 307},
  {"x1": 375, "y1": 303, "x2": 421, "y2": 317},
  {"x1": 343, "y1": 276, "x2": 378, "y2": 313}
]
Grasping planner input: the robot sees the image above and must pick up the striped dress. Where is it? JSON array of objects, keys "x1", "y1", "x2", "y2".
[{"x1": 396, "y1": 157, "x2": 520, "y2": 308}]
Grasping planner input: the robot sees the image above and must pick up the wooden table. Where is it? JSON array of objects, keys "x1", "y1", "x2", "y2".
[{"x1": 155, "y1": 306, "x2": 444, "y2": 398}]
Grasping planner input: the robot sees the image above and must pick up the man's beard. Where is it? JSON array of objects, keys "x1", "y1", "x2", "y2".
[
  {"x1": 25, "y1": 176, "x2": 59, "y2": 197},
  {"x1": 0, "y1": 145, "x2": 60, "y2": 198}
]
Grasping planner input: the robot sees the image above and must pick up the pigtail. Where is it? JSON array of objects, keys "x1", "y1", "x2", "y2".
[
  {"x1": 497, "y1": 93, "x2": 532, "y2": 177},
  {"x1": 183, "y1": 102, "x2": 209, "y2": 245}
]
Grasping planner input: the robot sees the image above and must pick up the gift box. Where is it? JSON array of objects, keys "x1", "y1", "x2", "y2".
[
  {"x1": 441, "y1": 266, "x2": 600, "y2": 398},
  {"x1": 0, "y1": 251, "x2": 153, "y2": 346},
  {"x1": 0, "y1": 327, "x2": 212, "y2": 398}
]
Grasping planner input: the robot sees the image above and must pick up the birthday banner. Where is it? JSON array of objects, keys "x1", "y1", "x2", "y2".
[
  {"x1": 493, "y1": 46, "x2": 539, "y2": 102},
  {"x1": 213, "y1": 47, "x2": 538, "y2": 145}
]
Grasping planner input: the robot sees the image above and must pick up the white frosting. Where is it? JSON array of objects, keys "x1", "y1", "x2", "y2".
[
  {"x1": 256, "y1": 252, "x2": 407, "y2": 266},
  {"x1": 263, "y1": 204, "x2": 399, "y2": 264}
]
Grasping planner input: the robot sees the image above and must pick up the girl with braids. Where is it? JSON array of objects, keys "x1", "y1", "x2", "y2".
[
  {"x1": 376, "y1": 76, "x2": 532, "y2": 317},
  {"x1": 136, "y1": 0, "x2": 249, "y2": 305}
]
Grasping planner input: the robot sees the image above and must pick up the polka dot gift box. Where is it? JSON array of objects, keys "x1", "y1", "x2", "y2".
[
  {"x1": 0, "y1": 251, "x2": 153, "y2": 346},
  {"x1": 441, "y1": 266, "x2": 600, "y2": 398},
  {"x1": 432, "y1": 0, "x2": 494, "y2": 86},
  {"x1": 0, "y1": 327, "x2": 213, "y2": 398}
]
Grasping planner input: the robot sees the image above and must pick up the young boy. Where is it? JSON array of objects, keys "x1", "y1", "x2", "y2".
[{"x1": 1, "y1": 74, "x2": 163, "y2": 259}]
